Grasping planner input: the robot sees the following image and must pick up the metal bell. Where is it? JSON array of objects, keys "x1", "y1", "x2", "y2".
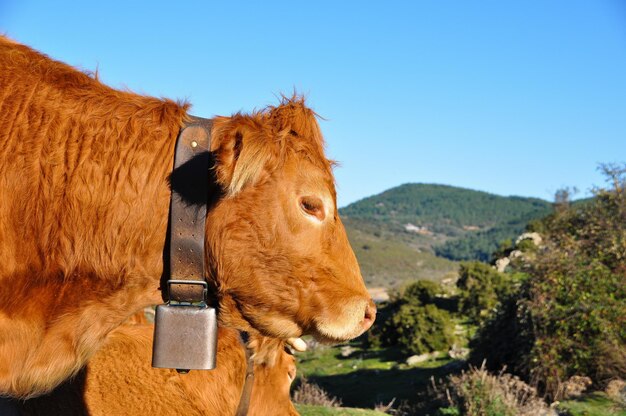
[{"x1": 152, "y1": 302, "x2": 217, "y2": 371}]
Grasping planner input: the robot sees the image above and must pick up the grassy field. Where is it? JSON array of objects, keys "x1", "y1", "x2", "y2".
[
  {"x1": 344, "y1": 217, "x2": 458, "y2": 288},
  {"x1": 560, "y1": 392, "x2": 626, "y2": 416},
  {"x1": 297, "y1": 342, "x2": 461, "y2": 409},
  {"x1": 296, "y1": 342, "x2": 625, "y2": 415},
  {"x1": 297, "y1": 405, "x2": 388, "y2": 415}
]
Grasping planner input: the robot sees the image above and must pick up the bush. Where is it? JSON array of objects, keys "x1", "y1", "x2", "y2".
[
  {"x1": 524, "y1": 257, "x2": 625, "y2": 397},
  {"x1": 437, "y1": 364, "x2": 552, "y2": 416},
  {"x1": 469, "y1": 293, "x2": 534, "y2": 379},
  {"x1": 364, "y1": 282, "x2": 456, "y2": 356},
  {"x1": 515, "y1": 238, "x2": 536, "y2": 253},
  {"x1": 470, "y1": 164, "x2": 626, "y2": 400},
  {"x1": 391, "y1": 303, "x2": 455, "y2": 355},
  {"x1": 456, "y1": 262, "x2": 511, "y2": 323},
  {"x1": 292, "y1": 376, "x2": 342, "y2": 408},
  {"x1": 403, "y1": 280, "x2": 442, "y2": 305}
]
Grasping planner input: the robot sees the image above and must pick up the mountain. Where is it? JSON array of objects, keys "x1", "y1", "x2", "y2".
[{"x1": 340, "y1": 184, "x2": 554, "y2": 288}]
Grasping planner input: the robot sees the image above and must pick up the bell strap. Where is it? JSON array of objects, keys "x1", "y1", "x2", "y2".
[
  {"x1": 167, "y1": 116, "x2": 213, "y2": 303},
  {"x1": 235, "y1": 332, "x2": 255, "y2": 416}
]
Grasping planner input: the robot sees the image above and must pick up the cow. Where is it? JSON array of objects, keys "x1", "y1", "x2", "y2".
[
  {"x1": 0, "y1": 35, "x2": 375, "y2": 398},
  {"x1": 14, "y1": 324, "x2": 299, "y2": 415}
]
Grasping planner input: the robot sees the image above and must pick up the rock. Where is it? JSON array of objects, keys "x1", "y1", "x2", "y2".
[
  {"x1": 516, "y1": 232, "x2": 542, "y2": 246},
  {"x1": 441, "y1": 277, "x2": 455, "y2": 286},
  {"x1": 406, "y1": 352, "x2": 436, "y2": 366},
  {"x1": 448, "y1": 345, "x2": 469, "y2": 360},
  {"x1": 340, "y1": 345, "x2": 356, "y2": 357},
  {"x1": 403, "y1": 223, "x2": 433, "y2": 235},
  {"x1": 495, "y1": 257, "x2": 510, "y2": 272}
]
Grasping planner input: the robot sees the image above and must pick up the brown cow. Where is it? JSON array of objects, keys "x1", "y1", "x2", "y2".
[
  {"x1": 0, "y1": 36, "x2": 375, "y2": 398},
  {"x1": 14, "y1": 324, "x2": 299, "y2": 415}
]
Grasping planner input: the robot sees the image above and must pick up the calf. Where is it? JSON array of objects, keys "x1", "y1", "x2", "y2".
[{"x1": 16, "y1": 324, "x2": 299, "y2": 416}]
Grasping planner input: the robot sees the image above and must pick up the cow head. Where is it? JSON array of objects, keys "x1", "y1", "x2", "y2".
[
  {"x1": 249, "y1": 336, "x2": 298, "y2": 416},
  {"x1": 205, "y1": 97, "x2": 375, "y2": 343}
]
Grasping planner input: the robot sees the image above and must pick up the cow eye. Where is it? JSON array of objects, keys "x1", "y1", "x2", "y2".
[{"x1": 299, "y1": 196, "x2": 325, "y2": 221}]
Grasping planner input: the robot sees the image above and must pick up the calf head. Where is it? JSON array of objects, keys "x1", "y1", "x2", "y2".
[
  {"x1": 206, "y1": 98, "x2": 375, "y2": 343},
  {"x1": 249, "y1": 336, "x2": 298, "y2": 416}
]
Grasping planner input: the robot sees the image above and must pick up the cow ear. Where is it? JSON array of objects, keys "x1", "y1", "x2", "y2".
[{"x1": 210, "y1": 116, "x2": 274, "y2": 196}]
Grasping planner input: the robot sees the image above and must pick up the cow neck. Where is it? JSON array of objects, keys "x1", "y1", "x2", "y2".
[
  {"x1": 235, "y1": 331, "x2": 255, "y2": 416},
  {"x1": 165, "y1": 116, "x2": 213, "y2": 304}
]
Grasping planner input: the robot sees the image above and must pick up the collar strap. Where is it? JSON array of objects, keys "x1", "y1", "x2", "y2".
[
  {"x1": 235, "y1": 331, "x2": 255, "y2": 416},
  {"x1": 167, "y1": 116, "x2": 213, "y2": 303}
]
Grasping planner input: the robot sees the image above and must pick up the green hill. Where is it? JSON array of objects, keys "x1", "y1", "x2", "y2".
[
  {"x1": 340, "y1": 184, "x2": 554, "y2": 286},
  {"x1": 341, "y1": 183, "x2": 551, "y2": 235}
]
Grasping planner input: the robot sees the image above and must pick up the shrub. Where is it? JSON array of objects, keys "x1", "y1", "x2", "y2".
[
  {"x1": 391, "y1": 303, "x2": 455, "y2": 355},
  {"x1": 470, "y1": 164, "x2": 626, "y2": 400},
  {"x1": 403, "y1": 280, "x2": 442, "y2": 305},
  {"x1": 527, "y1": 257, "x2": 624, "y2": 395},
  {"x1": 515, "y1": 238, "x2": 537, "y2": 253},
  {"x1": 456, "y1": 262, "x2": 511, "y2": 323},
  {"x1": 364, "y1": 282, "x2": 455, "y2": 355},
  {"x1": 469, "y1": 293, "x2": 534, "y2": 379},
  {"x1": 292, "y1": 376, "x2": 342, "y2": 407},
  {"x1": 438, "y1": 364, "x2": 552, "y2": 416}
]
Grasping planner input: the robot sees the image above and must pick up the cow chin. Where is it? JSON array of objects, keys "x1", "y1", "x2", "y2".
[{"x1": 311, "y1": 323, "x2": 367, "y2": 345}]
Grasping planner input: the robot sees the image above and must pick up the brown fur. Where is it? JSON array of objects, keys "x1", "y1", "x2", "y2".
[
  {"x1": 0, "y1": 36, "x2": 374, "y2": 398},
  {"x1": 15, "y1": 325, "x2": 298, "y2": 415}
]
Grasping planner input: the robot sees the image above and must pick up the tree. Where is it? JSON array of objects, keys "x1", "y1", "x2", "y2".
[
  {"x1": 403, "y1": 280, "x2": 441, "y2": 305},
  {"x1": 553, "y1": 186, "x2": 578, "y2": 213},
  {"x1": 456, "y1": 262, "x2": 510, "y2": 323},
  {"x1": 470, "y1": 164, "x2": 626, "y2": 400},
  {"x1": 391, "y1": 303, "x2": 455, "y2": 355},
  {"x1": 363, "y1": 280, "x2": 456, "y2": 355}
]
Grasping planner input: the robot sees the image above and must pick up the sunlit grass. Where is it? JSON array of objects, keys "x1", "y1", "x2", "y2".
[
  {"x1": 296, "y1": 404, "x2": 388, "y2": 416},
  {"x1": 296, "y1": 342, "x2": 458, "y2": 409},
  {"x1": 559, "y1": 392, "x2": 626, "y2": 416}
]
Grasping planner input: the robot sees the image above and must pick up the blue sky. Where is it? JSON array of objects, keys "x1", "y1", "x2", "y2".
[{"x1": 2, "y1": 1, "x2": 625, "y2": 207}]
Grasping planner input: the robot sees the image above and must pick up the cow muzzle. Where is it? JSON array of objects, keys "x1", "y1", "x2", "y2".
[{"x1": 313, "y1": 297, "x2": 377, "y2": 342}]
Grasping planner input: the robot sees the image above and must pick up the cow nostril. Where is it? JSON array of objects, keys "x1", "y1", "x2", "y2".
[{"x1": 362, "y1": 301, "x2": 376, "y2": 330}]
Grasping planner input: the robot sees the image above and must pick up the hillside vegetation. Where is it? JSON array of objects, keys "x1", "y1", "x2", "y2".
[
  {"x1": 341, "y1": 183, "x2": 551, "y2": 234},
  {"x1": 470, "y1": 165, "x2": 626, "y2": 400},
  {"x1": 343, "y1": 217, "x2": 457, "y2": 288},
  {"x1": 340, "y1": 184, "x2": 553, "y2": 286}
]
